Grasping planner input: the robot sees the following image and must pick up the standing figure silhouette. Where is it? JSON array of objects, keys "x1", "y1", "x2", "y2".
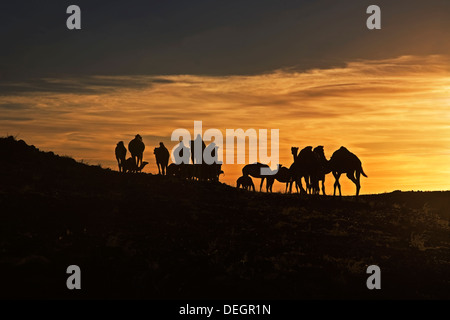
[{"x1": 115, "y1": 141, "x2": 127, "y2": 172}]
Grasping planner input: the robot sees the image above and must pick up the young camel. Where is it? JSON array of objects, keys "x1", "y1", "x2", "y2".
[
  {"x1": 241, "y1": 162, "x2": 272, "y2": 192},
  {"x1": 236, "y1": 175, "x2": 255, "y2": 191},
  {"x1": 122, "y1": 157, "x2": 149, "y2": 173}
]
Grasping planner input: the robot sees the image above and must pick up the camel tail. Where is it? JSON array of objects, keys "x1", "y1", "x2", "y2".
[{"x1": 359, "y1": 165, "x2": 368, "y2": 178}]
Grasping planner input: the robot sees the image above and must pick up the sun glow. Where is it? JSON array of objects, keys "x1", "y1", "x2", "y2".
[{"x1": 1, "y1": 55, "x2": 449, "y2": 194}]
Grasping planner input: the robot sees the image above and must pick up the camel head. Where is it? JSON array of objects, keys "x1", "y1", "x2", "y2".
[
  {"x1": 138, "y1": 161, "x2": 149, "y2": 172},
  {"x1": 153, "y1": 147, "x2": 158, "y2": 154},
  {"x1": 291, "y1": 147, "x2": 298, "y2": 156}
]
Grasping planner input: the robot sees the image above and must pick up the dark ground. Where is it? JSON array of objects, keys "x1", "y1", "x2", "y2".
[{"x1": 0, "y1": 136, "x2": 449, "y2": 299}]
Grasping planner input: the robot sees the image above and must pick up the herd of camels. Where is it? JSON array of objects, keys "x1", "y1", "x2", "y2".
[
  {"x1": 238, "y1": 145, "x2": 367, "y2": 197},
  {"x1": 115, "y1": 134, "x2": 368, "y2": 197}
]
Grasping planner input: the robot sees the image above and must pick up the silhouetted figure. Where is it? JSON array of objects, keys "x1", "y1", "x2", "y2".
[
  {"x1": 115, "y1": 141, "x2": 127, "y2": 172},
  {"x1": 242, "y1": 162, "x2": 272, "y2": 192},
  {"x1": 266, "y1": 165, "x2": 293, "y2": 193},
  {"x1": 190, "y1": 134, "x2": 206, "y2": 164},
  {"x1": 154, "y1": 142, "x2": 170, "y2": 175},
  {"x1": 289, "y1": 146, "x2": 320, "y2": 194},
  {"x1": 328, "y1": 146, "x2": 368, "y2": 197},
  {"x1": 313, "y1": 146, "x2": 330, "y2": 195},
  {"x1": 128, "y1": 134, "x2": 145, "y2": 168},
  {"x1": 123, "y1": 157, "x2": 148, "y2": 173},
  {"x1": 237, "y1": 175, "x2": 255, "y2": 191}
]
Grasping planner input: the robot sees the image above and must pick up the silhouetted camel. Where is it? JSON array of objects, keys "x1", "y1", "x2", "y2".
[
  {"x1": 123, "y1": 157, "x2": 148, "y2": 173},
  {"x1": 128, "y1": 134, "x2": 145, "y2": 168},
  {"x1": 236, "y1": 175, "x2": 255, "y2": 191},
  {"x1": 201, "y1": 163, "x2": 223, "y2": 181},
  {"x1": 312, "y1": 146, "x2": 330, "y2": 195},
  {"x1": 266, "y1": 165, "x2": 292, "y2": 193},
  {"x1": 166, "y1": 163, "x2": 179, "y2": 177},
  {"x1": 115, "y1": 141, "x2": 127, "y2": 172},
  {"x1": 154, "y1": 142, "x2": 170, "y2": 175},
  {"x1": 289, "y1": 146, "x2": 319, "y2": 194},
  {"x1": 179, "y1": 164, "x2": 194, "y2": 180},
  {"x1": 242, "y1": 162, "x2": 272, "y2": 192},
  {"x1": 328, "y1": 146, "x2": 368, "y2": 197}
]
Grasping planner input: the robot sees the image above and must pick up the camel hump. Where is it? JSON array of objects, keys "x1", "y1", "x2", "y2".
[
  {"x1": 314, "y1": 145, "x2": 324, "y2": 152},
  {"x1": 332, "y1": 146, "x2": 352, "y2": 158}
]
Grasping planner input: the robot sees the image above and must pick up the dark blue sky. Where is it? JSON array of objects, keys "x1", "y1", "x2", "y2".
[{"x1": 1, "y1": 0, "x2": 450, "y2": 80}]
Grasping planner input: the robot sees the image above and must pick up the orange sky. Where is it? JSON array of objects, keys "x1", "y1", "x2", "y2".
[{"x1": 1, "y1": 55, "x2": 449, "y2": 194}]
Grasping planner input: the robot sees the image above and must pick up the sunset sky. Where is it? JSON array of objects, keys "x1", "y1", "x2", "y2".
[{"x1": 1, "y1": 0, "x2": 450, "y2": 194}]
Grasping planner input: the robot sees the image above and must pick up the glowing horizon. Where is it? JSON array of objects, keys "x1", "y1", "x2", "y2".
[{"x1": 1, "y1": 55, "x2": 449, "y2": 194}]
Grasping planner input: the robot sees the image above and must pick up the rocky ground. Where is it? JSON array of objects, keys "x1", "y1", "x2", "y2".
[{"x1": 0, "y1": 136, "x2": 449, "y2": 299}]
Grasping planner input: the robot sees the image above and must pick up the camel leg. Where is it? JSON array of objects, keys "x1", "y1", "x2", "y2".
[
  {"x1": 298, "y1": 178, "x2": 307, "y2": 194},
  {"x1": 305, "y1": 176, "x2": 310, "y2": 194},
  {"x1": 333, "y1": 172, "x2": 341, "y2": 197},
  {"x1": 355, "y1": 171, "x2": 361, "y2": 196},
  {"x1": 347, "y1": 171, "x2": 361, "y2": 196},
  {"x1": 260, "y1": 177, "x2": 265, "y2": 192},
  {"x1": 322, "y1": 179, "x2": 326, "y2": 196},
  {"x1": 266, "y1": 177, "x2": 273, "y2": 193}
]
